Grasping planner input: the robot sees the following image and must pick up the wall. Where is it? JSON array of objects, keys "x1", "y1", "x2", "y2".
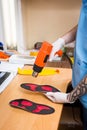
[{"x1": 21, "y1": 0, "x2": 81, "y2": 49}]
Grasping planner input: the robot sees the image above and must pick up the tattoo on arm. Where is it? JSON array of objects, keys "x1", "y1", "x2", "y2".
[{"x1": 67, "y1": 75, "x2": 87, "y2": 103}]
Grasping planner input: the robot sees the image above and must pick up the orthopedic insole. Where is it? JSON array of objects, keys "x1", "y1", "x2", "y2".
[
  {"x1": 20, "y1": 83, "x2": 60, "y2": 93},
  {"x1": 9, "y1": 99, "x2": 55, "y2": 114}
]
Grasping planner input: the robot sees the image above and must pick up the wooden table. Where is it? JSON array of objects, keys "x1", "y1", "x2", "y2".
[{"x1": 0, "y1": 66, "x2": 72, "y2": 130}]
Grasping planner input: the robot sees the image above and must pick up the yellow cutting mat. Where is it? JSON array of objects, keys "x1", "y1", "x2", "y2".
[{"x1": 18, "y1": 67, "x2": 59, "y2": 76}]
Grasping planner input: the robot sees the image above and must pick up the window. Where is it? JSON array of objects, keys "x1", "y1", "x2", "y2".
[{"x1": 0, "y1": 0, "x2": 26, "y2": 53}]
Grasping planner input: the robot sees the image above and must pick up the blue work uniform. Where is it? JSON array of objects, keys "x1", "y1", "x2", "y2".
[
  {"x1": 72, "y1": 0, "x2": 87, "y2": 109},
  {"x1": 72, "y1": 1, "x2": 87, "y2": 129}
]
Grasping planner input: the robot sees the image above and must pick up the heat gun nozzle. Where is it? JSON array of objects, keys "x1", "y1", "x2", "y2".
[{"x1": 32, "y1": 71, "x2": 38, "y2": 77}]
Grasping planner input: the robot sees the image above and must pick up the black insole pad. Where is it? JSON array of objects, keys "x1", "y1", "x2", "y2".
[{"x1": 9, "y1": 99, "x2": 55, "y2": 115}]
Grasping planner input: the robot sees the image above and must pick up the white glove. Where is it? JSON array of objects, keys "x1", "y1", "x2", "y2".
[
  {"x1": 45, "y1": 92, "x2": 71, "y2": 103},
  {"x1": 49, "y1": 38, "x2": 65, "y2": 61}
]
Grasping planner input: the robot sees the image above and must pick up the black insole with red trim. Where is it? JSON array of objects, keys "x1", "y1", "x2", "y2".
[
  {"x1": 20, "y1": 83, "x2": 60, "y2": 92},
  {"x1": 9, "y1": 99, "x2": 55, "y2": 115}
]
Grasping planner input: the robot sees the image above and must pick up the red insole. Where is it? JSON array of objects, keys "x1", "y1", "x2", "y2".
[
  {"x1": 9, "y1": 99, "x2": 55, "y2": 115},
  {"x1": 20, "y1": 83, "x2": 60, "y2": 93}
]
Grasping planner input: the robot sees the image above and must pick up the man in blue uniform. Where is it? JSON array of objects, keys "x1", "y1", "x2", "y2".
[{"x1": 45, "y1": 0, "x2": 87, "y2": 129}]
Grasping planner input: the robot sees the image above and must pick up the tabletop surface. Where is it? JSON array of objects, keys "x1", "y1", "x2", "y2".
[{"x1": 0, "y1": 66, "x2": 72, "y2": 130}]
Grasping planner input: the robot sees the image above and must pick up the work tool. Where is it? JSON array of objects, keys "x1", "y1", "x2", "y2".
[
  {"x1": 32, "y1": 41, "x2": 53, "y2": 77},
  {"x1": 32, "y1": 41, "x2": 63, "y2": 77}
]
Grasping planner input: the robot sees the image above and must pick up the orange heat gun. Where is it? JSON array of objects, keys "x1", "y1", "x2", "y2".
[{"x1": 32, "y1": 41, "x2": 63, "y2": 77}]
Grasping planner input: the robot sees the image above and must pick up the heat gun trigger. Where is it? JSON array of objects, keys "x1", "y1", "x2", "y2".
[{"x1": 44, "y1": 55, "x2": 49, "y2": 63}]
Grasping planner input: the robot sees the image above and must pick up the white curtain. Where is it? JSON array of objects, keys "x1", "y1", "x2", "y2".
[{"x1": 0, "y1": 0, "x2": 26, "y2": 53}]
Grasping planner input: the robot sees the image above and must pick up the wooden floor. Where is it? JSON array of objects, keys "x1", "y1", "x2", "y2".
[
  {"x1": 58, "y1": 125, "x2": 83, "y2": 130},
  {"x1": 58, "y1": 105, "x2": 84, "y2": 130}
]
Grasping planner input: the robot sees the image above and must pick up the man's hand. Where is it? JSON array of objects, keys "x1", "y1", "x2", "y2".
[
  {"x1": 45, "y1": 92, "x2": 74, "y2": 104},
  {"x1": 49, "y1": 38, "x2": 65, "y2": 61}
]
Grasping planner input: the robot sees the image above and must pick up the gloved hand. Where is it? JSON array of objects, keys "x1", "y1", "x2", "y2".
[
  {"x1": 49, "y1": 38, "x2": 65, "y2": 61},
  {"x1": 45, "y1": 92, "x2": 73, "y2": 103}
]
